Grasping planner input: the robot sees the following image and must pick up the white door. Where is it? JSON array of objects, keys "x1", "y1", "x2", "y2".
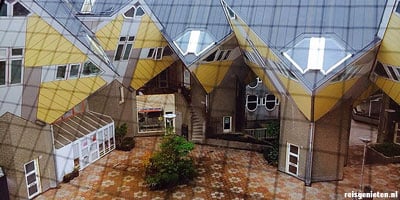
[
  {"x1": 24, "y1": 159, "x2": 41, "y2": 199},
  {"x1": 286, "y1": 143, "x2": 299, "y2": 176},
  {"x1": 223, "y1": 116, "x2": 232, "y2": 133}
]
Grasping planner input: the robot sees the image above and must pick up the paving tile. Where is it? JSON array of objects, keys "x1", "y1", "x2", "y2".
[{"x1": 38, "y1": 137, "x2": 400, "y2": 200}]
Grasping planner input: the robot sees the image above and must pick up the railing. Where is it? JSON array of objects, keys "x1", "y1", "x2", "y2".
[{"x1": 243, "y1": 128, "x2": 278, "y2": 140}]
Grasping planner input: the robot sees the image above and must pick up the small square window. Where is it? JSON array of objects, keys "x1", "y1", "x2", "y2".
[
  {"x1": 56, "y1": 65, "x2": 66, "y2": 79},
  {"x1": 123, "y1": 7, "x2": 135, "y2": 18},
  {"x1": 119, "y1": 37, "x2": 127, "y2": 42},
  {"x1": 11, "y1": 48, "x2": 23, "y2": 56},
  {"x1": 0, "y1": 61, "x2": 5, "y2": 85},
  {"x1": 69, "y1": 64, "x2": 80, "y2": 78},
  {"x1": 128, "y1": 36, "x2": 135, "y2": 41},
  {"x1": 155, "y1": 47, "x2": 163, "y2": 60},
  {"x1": 13, "y1": 2, "x2": 30, "y2": 16}
]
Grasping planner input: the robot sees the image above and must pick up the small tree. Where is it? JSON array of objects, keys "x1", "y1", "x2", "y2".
[
  {"x1": 145, "y1": 135, "x2": 196, "y2": 190},
  {"x1": 115, "y1": 123, "x2": 128, "y2": 145}
]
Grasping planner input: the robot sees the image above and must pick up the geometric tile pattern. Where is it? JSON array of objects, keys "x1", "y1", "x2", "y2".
[{"x1": 37, "y1": 137, "x2": 400, "y2": 200}]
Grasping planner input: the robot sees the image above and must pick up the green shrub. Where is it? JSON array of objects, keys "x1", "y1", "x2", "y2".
[
  {"x1": 266, "y1": 121, "x2": 280, "y2": 138},
  {"x1": 372, "y1": 143, "x2": 400, "y2": 157},
  {"x1": 263, "y1": 139, "x2": 279, "y2": 166},
  {"x1": 145, "y1": 135, "x2": 196, "y2": 190},
  {"x1": 115, "y1": 123, "x2": 135, "y2": 151}
]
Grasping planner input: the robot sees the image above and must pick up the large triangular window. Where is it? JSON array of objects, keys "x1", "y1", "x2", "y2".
[{"x1": 174, "y1": 30, "x2": 215, "y2": 56}]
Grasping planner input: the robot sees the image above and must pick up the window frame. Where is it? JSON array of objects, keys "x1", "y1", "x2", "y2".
[
  {"x1": 0, "y1": 48, "x2": 24, "y2": 86},
  {"x1": 222, "y1": 116, "x2": 232, "y2": 133},
  {"x1": 246, "y1": 95, "x2": 258, "y2": 112},
  {"x1": 114, "y1": 36, "x2": 135, "y2": 61},
  {"x1": 56, "y1": 65, "x2": 67, "y2": 80},
  {"x1": 11, "y1": 1, "x2": 31, "y2": 17},
  {"x1": 80, "y1": 61, "x2": 102, "y2": 77},
  {"x1": 286, "y1": 143, "x2": 299, "y2": 176},
  {"x1": 123, "y1": 5, "x2": 145, "y2": 19}
]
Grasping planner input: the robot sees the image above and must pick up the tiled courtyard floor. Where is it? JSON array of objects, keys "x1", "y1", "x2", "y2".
[{"x1": 37, "y1": 137, "x2": 400, "y2": 200}]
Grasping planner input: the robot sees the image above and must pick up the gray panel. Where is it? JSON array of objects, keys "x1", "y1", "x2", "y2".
[{"x1": 21, "y1": 67, "x2": 42, "y2": 122}]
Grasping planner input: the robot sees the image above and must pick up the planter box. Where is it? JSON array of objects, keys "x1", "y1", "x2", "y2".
[{"x1": 366, "y1": 146, "x2": 400, "y2": 164}]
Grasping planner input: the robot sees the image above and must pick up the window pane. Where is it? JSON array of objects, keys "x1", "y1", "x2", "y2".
[
  {"x1": 69, "y1": 64, "x2": 80, "y2": 78},
  {"x1": 0, "y1": 61, "x2": 5, "y2": 85},
  {"x1": 82, "y1": 61, "x2": 101, "y2": 76},
  {"x1": 247, "y1": 95, "x2": 257, "y2": 102},
  {"x1": 204, "y1": 50, "x2": 217, "y2": 62},
  {"x1": 289, "y1": 165, "x2": 297, "y2": 174},
  {"x1": 135, "y1": 7, "x2": 145, "y2": 17},
  {"x1": 26, "y1": 173, "x2": 36, "y2": 185},
  {"x1": 374, "y1": 62, "x2": 389, "y2": 78},
  {"x1": 25, "y1": 161, "x2": 35, "y2": 173},
  {"x1": 388, "y1": 66, "x2": 399, "y2": 81},
  {"x1": 217, "y1": 51, "x2": 224, "y2": 61},
  {"x1": 11, "y1": 48, "x2": 23, "y2": 56},
  {"x1": 56, "y1": 65, "x2": 66, "y2": 79},
  {"x1": 147, "y1": 48, "x2": 155, "y2": 58},
  {"x1": 114, "y1": 44, "x2": 124, "y2": 61},
  {"x1": 119, "y1": 37, "x2": 126, "y2": 42},
  {"x1": 128, "y1": 36, "x2": 135, "y2": 41},
  {"x1": 124, "y1": 7, "x2": 135, "y2": 18},
  {"x1": 13, "y1": 2, "x2": 30, "y2": 16},
  {"x1": 0, "y1": 3, "x2": 7, "y2": 16},
  {"x1": 289, "y1": 155, "x2": 298, "y2": 164},
  {"x1": 223, "y1": 50, "x2": 231, "y2": 60},
  {"x1": 123, "y1": 44, "x2": 132, "y2": 60},
  {"x1": 10, "y1": 60, "x2": 22, "y2": 84},
  {"x1": 155, "y1": 48, "x2": 163, "y2": 60},
  {"x1": 162, "y1": 46, "x2": 173, "y2": 56},
  {"x1": 28, "y1": 184, "x2": 38, "y2": 195},
  {"x1": 290, "y1": 145, "x2": 299, "y2": 154}
]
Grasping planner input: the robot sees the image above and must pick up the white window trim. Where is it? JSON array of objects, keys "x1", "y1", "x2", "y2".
[
  {"x1": 394, "y1": 122, "x2": 400, "y2": 144},
  {"x1": 246, "y1": 95, "x2": 258, "y2": 112},
  {"x1": 114, "y1": 36, "x2": 135, "y2": 61},
  {"x1": 222, "y1": 116, "x2": 232, "y2": 133},
  {"x1": 24, "y1": 159, "x2": 42, "y2": 199},
  {"x1": 265, "y1": 94, "x2": 278, "y2": 111},
  {"x1": 247, "y1": 77, "x2": 261, "y2": 89},
  {"x1": 123, "y1": 6, "x2": 145, "y2": 19},
  {"x1": 119, "y1": 86, "x2": 125, "y2": 104},
  {"x1": 0, "y1": 48, "x2": 24, "y2": 86},
  {"x1": 68, "y1": 63, "x2": 82, "y2": 79},
  {"x1": 286, "y1": 143, "x2": 299, "y2": 176}
]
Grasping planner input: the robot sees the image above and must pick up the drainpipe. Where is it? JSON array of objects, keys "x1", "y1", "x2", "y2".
[{"x1": 305, "y1": 95, "x2": 315, "y2": 186}]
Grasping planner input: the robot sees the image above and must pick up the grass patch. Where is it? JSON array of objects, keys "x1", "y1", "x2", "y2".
[{"x1": 371, "y1": 143, "x2": 400, "y2": 157}]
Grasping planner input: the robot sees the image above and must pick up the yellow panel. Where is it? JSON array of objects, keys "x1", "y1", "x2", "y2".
[
  {"x1": 96, "y1": 15, "x2": 123, "y2": 51},
  {"x1": 314, "y1": 78, "x2": 358, "y2": 121},
  {"x1": 134, "y1": 15, "x2": 168, "y2": 49},
  {"x1": 378, "y1": 14, "x2": 400, "y2": 66},
  {"x1": 25, "y1": 15, "x2": 87, "y2": 67},
  {"x1": 130, "y1": 56, "x2": 175, "y2": 90},
  {"x1": 229, "y1": 16, "x2": 279, "y2": 62},
  {"x1": 375, "y1": 77, "x2": 400, "y2": 104},
  {"x1": 193, "y1": 61, "x2": 233, "y2": 93},
  {"x1": 37, "y1": 77, "x2": 106, "y2": 123},
  {"x1": 277, "y1": 74, "x2": 312, "y2": 120}
]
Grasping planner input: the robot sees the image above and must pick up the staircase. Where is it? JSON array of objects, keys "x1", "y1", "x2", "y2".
[{"x1": 190, "y1": 106, "x2": 205, "y2": 143}]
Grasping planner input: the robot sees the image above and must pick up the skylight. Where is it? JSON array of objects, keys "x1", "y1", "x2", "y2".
[
  {"x1": 174, "y1": 30, "x2": 215, "y2": 56},
  {"x1": 283, "y1": 37, "x2": 352, "y2": 75},
  {"x1": 81, "y1": 0, "x2": 96, "y2": 14}
]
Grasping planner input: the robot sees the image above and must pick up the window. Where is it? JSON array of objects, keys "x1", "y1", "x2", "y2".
[
  {"x1": 227, "y1": 6, "x2": 236, "y2": 19},
  {"x1": 223, "y1": 116, "x2": 232, "y2": 133},
  {"x1": 158, "y1": 69, "x2": 168, "y2": 88},
  {"x1": 203, "y1": 49, "x2": 232, "y2": 62},
  {"x1": 394, "y1": 123, "x2": 400, "y2": 144},
  {"x1": 331, "y1": 65, "x2": 363, "y2": 82},
  {"x1": 0, "y1": 3, "x2": 7, "y2": 16},
  {"x1": 56, "y1": 65, "x2": 67, "y2": 79},
  {"x1": 0, "y1": 48, "x2": 23, "y2": 86},
  {"x1": 69, "y1": 64, "x2": 80, "y2": 78},
  {"x1": 183, "y1": 69, "x2": 191, "y2": 88},
  {"x1": 174, "y1": 30, "x2": 215, "y2": 56},
  {"x1": 13, "y1": 2, "x2": 30, "y2": 16},
  {"x1": 123, "y1": 6, "x2": 145, "y2": 18},
  {"x1": 81, "y1": 61, "x2": 101, "y2": 76},
  {"x1": 287, "y1": 143, "x2": 299, "y2": 176},
  {"x1": 396, "y1": 1, "x2": 400, "y2": 14},
  {"x1": 265, "y1": 94, "x2": 278, "y2": 111},
  {"x1": 24, "y1": 159, "x2": 41, "y2": 199},
  {"x1": 1, "y1": 2, "x2": 30, "y2": 17},
  {"x1": 246, "y1": 95, "x2": 258, "y2": 112},
  {"x1": 247, "y1": 77, "x2": 261, "y2": 88},
  {"x1": 114, "y1": 36, "x2": 134, "y2": 61},
  {"x1": 81, "y1": 0, "x2": 96, "y2": 14},
  {"x1": 146, "y1": 47, "x2": 164, "y2": 60},
  {"x1": 374, "y1": 61, "x2": 400, "y2": 82}
]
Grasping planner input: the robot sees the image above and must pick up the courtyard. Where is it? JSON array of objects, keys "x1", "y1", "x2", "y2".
[{"x1": 37, "y1": 135, "x2": 399, "y2": 200}]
